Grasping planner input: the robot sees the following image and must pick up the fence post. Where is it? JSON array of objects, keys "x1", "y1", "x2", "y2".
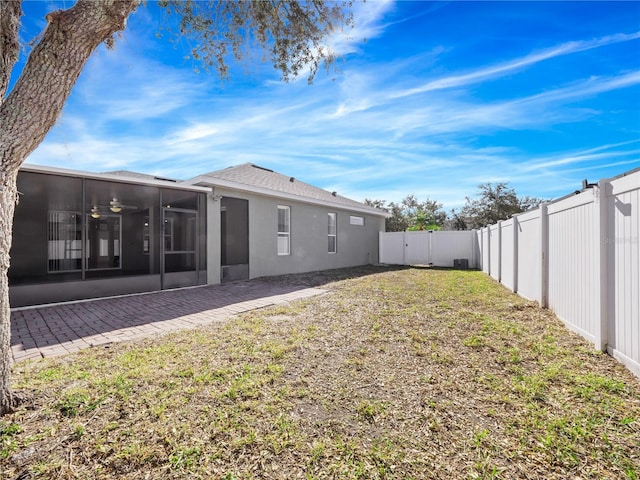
[
  {"x1": 479, "y1": 228, "x2": 485, "y2": 271},
  {"x1": 486, "y1": 227, "x2": 490, "y2": 276},
  {"x1": 512, "y1": 216, "x2": 519, "y2": 293},
  {"x1": 540, "y1": 203, "x2": 549, "y2": 308},
  {"x1": 471, "y1": 230, "x2": 475, "y2": 269},
  {"x1": 497, "y1": 220, "x2": 503, "y2": 283},
  {"x1": 595, "y1": 180, "x2": 610, "y2": 352}
]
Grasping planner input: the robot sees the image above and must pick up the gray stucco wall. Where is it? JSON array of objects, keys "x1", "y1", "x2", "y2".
[{"x1": 208, "y1": 188, "x2": 385, "y2": 281}]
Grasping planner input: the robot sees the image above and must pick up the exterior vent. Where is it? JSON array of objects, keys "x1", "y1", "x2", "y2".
[
  {"x1": 153, "y1": 176, "x2": 178, "y2": 182},
  {"x1": 453, "y1": 259, "x2": 469, "y2": 270},
  {"x1": 251, "y1": 164, "x2": 274, "y2": 173},
  {"x1": 331, "y1": 191, "x2": 337, "y2": 196}
]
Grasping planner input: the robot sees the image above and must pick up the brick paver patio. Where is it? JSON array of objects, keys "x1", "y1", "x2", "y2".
[{"x1": 10, "y1": 280, "x2": 326, "y2": 364}]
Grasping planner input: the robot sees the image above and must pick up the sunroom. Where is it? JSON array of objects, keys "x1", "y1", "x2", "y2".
[{"x1": 9, "y1": 165, "x2": 209, "y2": 307}]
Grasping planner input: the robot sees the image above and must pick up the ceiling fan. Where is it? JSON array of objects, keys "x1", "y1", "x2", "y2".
[
  {"x1": 108, "y1": 198, "x2": 138, "y2": 213},
  {"x1": 90, "y1": 198, "x2": 138, "y2": 218}
]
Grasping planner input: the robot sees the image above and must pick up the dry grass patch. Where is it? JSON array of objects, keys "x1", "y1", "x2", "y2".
[{"x1": 1, "y1": 266, "x2": 639, "y2": 479}]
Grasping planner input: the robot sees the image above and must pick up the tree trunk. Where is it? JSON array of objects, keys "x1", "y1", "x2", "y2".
[
  {"x1": 0, "y1": 0, "x2": 140, "y2": 416},
  {"x1": 0, "y1": 171, "x2": 19, "y2": 414}
]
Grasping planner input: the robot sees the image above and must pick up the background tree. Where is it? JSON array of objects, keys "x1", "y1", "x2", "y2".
[
  {"x1": 365, "y1": 199, "x2": 404, "y2": 231},
  {"x1": 363, "y1": 199, "x2": 386, "y2": 210},
  {"x1": 400, "y1": 195, "x2": 447, "y2": 231},
  {"x1": 385, "y1": 202, "x2": 410, "y2": 232},
  {"x1": 445, "y1": 208, "x2": 469, "y2": 231},
  {"x1": 452, "y1": 182, "x2": 543, "y2": 230},
  {"x1": 365, "y1": 196, "x2": 446, "y2": 232},
  {"x1": 0, "y1": 0, "x2": 354, "y2": 415}
]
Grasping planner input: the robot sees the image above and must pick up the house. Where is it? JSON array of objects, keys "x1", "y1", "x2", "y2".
[
  {"x1": 9, "y1": 163, "x2": 387, "y2": 307},
  {"x1": 185, "y1": 163, "x2": 387, "y2": 283}
]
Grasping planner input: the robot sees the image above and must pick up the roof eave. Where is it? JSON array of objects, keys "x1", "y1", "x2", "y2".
[
  {"x1": 21, "y1": 164, "x2": 212, "y2": 193},
  {"x1": 186, "y1": 175, "x2": 390, "y2": 218}
]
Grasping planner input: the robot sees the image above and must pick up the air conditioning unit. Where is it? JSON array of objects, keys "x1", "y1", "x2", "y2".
[{"x1": 453, "y1": 258, "x2": 469, "y2": 270}]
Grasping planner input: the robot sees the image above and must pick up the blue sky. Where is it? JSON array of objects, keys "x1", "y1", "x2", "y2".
[{"x1": 16, "y1": 1, "x2": 640, "y2": 210}]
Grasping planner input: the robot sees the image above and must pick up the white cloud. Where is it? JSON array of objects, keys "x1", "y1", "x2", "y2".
[
  {"x1": 513, "y1": 71, "x2": 640, "y2": 106},
  {"x1": 166, "y1": 123, "x2": 221, "y2": 145},
  {"x1": 389, "y1": 31, "x2": 640, "y2": 99},
  {"x1": 518, "y1": 142, "x2": 640, "y2": 172},
  {"x1": 328, "y1": 0, "x2": 396, "y2": 55},
  {"x1": 75, "y1": 54, "x2": 205, "y2": 123}
]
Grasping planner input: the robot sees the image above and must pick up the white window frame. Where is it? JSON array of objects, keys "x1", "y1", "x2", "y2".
[
  {"x1": 277, "y1": 205, "x2": 291, "y2": 256},
  {"x1": 349, "y1": 215, "x2": 365, "y2": 226},
  {"x1": 328, "y1": 212, "x2": 337, "y2": 254}
]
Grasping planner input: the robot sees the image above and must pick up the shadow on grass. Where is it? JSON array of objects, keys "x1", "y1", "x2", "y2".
[
  {"x1": 258, "y1": 263, "x2": 481, "y2": 288},
  {"x1": 257, "y1": 264, "x2": 411, "y2": 288}
]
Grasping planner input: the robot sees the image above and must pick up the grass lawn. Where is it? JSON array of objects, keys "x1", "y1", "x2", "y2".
[{"x1": 1, "y1": 266, "x2": 639, "y2": 479}]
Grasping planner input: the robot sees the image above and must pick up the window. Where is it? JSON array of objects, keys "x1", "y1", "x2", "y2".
[
  {"x1": 328, "y1": 212, "x2": 337, "y2": 254},
  {"x1": 48, "y1": 211, "x2": 82, "y2": 272},
  {"x1": 277, "y1": 205, "x2": 290, "y2": 255},
  {"x1": 350, "y1": 215, "x2": 365, "y2": 226}
]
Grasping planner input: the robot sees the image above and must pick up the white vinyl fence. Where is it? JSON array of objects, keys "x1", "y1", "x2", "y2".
[
  {"x1": 379, "y1": 168, "x2": 639, "y2": 377},
  {"x1": 477, "y1": 168, "x2": 639, "y2": 377},
  {"x1": 379, "y1": 230, "x2": 478, "y2": 268}
]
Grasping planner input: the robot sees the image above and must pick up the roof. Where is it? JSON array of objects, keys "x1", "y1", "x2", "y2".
[
  {"x1": 101, "y1": 170, "x2": 180, "y2": 183},
  {"x1": 19, "y1": 164, "x2": 210, "y2": 193},
  {"x1": 186, "y1": 163, "x2": 389, "y2": 217}
]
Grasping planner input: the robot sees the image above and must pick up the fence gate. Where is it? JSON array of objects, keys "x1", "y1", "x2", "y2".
[
  {"x1": 379, "y1": 231, "x2": 431, "y2": 265},
  {"x1": 404, "y1": 231, "x2": 433, "y2": 265}
]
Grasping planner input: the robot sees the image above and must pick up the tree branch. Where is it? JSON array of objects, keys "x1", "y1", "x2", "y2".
[
  {"x1": 0, "y1": 0, "x2": 140, "y2": 174},
  {"x1": 0, "y1": 0, "x2": 22, "y2": 103}
]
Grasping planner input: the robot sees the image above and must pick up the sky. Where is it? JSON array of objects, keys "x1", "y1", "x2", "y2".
[{"x1": 14, "y1": 1, "x2": 640, "y2": 211}]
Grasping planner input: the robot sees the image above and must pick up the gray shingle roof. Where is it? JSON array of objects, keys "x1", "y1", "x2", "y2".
[{"x1": 191, "y1": 163, "x2": 387, "y2": 216}]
